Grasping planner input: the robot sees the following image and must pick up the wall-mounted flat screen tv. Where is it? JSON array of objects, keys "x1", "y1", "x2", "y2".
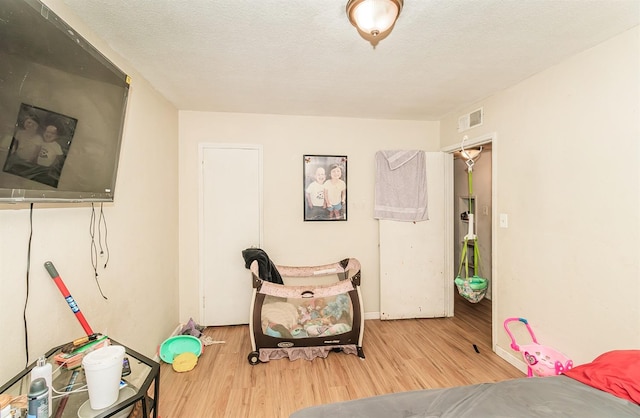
[{"x1": 0, "y1": 0, "x2": 130, "y2": 203}]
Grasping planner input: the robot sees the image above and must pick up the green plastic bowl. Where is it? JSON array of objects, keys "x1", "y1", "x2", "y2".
[{"x1": 160, "y1": 335, "x2": 202, "y2": 363}]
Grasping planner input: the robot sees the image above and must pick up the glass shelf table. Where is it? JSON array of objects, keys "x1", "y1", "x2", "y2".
[{"x1": 0, "y1": 340, "x2": 159, "y2": 418}]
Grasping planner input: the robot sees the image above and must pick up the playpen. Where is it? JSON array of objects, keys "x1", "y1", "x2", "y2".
[{"x1": 246, "y1": 257, "x2": 364, "y2": 365}]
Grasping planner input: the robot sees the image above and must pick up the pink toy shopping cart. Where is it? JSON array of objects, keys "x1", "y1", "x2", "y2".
[{"x1": 503, "y1": 317, "x2": 573, "y2": 377}]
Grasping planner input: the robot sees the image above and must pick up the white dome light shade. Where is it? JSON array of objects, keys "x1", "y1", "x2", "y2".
[{"x1": 347, "y1": 0, "x2": 403, "y2": 37}]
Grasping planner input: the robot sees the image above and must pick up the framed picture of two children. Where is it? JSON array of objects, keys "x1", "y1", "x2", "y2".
[{"x1": 303, "y1": 155, "x2": 347, "y2": 221}]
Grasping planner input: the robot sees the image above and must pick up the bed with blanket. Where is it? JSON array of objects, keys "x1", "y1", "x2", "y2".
[{"x1": 290, "y1": 350, "x2": 640, "y2": 417}]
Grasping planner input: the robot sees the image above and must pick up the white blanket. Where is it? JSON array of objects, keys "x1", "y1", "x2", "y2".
[{"x1": 374, "y1": 150, "x2": 428, "y2": 221}]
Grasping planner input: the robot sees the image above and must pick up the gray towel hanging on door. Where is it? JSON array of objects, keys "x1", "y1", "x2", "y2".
[{"x1": 374, "y1": 150, "x2": 428, "y2": 221}]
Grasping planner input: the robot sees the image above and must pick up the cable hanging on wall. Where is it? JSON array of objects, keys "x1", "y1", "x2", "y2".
[
  {"x1": 90, "y1": 203, "x2": 109, "y2": 300},
  {"x1": 23, "y1": 203, "x2": 34, "y2": 367},
  {"x1": 98, "y1": 203, "x2": 110, "y2": 268}
]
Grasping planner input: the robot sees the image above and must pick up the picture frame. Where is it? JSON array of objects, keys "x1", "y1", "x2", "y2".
[
  {"x1": 303, "y1": 155, "x2": 347, "y2": 221},
  {"x1": 3, "y1": 103, "x2": 77, "y2": 188}
]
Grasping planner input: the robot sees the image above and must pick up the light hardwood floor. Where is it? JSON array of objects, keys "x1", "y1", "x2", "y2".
[{"x1": 157, "y1": 294, "x2": 523, "y2": 417}]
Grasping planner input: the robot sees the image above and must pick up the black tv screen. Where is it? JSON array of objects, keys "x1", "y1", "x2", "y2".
[{"x1": 0, "y1": 0, "x2": 130, "y2": 203}]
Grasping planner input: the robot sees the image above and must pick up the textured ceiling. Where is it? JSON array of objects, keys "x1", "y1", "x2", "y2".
[{"x1": 61, "y1": 0, "x2": 639, "y2": 121}]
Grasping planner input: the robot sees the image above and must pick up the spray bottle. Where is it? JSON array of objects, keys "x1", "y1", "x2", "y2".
[
  {"x1": 30, "y1": 357, "x2": 52, "y2": 417},
  {"x1": 27, "y1": 377, "x2": 49, "y2": 418}
]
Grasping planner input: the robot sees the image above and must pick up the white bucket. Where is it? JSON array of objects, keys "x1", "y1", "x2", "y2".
[{"x1": 82, "y1": 345, "x2": 125, "y2": 410}]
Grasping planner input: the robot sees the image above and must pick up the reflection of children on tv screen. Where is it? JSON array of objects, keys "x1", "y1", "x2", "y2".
[
  {"x1": 10, "y1": 111, "x2": 43, "y2": 162},
  {"x1": 2, "y1": 103, "x2": 77, "y2": 188},
  {"x1": 38, "y1": 124, "x2": 65, "y2": 167}
]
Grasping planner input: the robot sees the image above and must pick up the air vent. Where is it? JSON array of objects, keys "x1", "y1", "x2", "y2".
[{"x1": 457, "y1": 107, "x2": 484, "y2": 132}]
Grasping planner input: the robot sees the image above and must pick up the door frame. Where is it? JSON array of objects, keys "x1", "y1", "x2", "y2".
[
  {"x1": 442, "y1": 132, "x2": 498, "y2": 350},
  {"x1": 197, "y1": 143, "x2": 264, "y2": 324}
]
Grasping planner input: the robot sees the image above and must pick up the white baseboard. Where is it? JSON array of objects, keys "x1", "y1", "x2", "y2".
[
  {"x1": 495, "y1": 345, "x2": 527, "y2": 374},
  {"x1": 364, "y1": 311, "x2": 380, "y2": 320},
  {"x1": 170, "y1": 323, "x2": 184, "y2": 337}
]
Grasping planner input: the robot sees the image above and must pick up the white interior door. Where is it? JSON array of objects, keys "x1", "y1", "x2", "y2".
[
  {"x1": 200, "y1": 144, "x2": 262, "y2": 325},
  {"x1": 379, "y1": 152, "x2": 453, "y2": 319}
]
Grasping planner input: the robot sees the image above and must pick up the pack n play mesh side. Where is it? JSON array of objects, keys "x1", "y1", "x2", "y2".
[{"x1": 247, "y1": 258, "x2": 364, "y2": 365}]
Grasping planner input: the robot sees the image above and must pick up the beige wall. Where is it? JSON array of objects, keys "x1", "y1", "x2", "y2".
[
  {"x1": 1, "y1": 2, "x2": 636, "y2": 386},
  {"x1": 0, "y1": 0, "x2": 180, "y2": 383},
  {"x1": 441, "y1": 27, "x2": 640, "y2": 365},
  {"x1": 178, "y1": 113, "x2": 440, "y2": 321}
]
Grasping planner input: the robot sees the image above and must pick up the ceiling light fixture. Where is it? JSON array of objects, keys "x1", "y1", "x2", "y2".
[{"x1": 346, "y1": 0, "x2": 403, "y2": 47}]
